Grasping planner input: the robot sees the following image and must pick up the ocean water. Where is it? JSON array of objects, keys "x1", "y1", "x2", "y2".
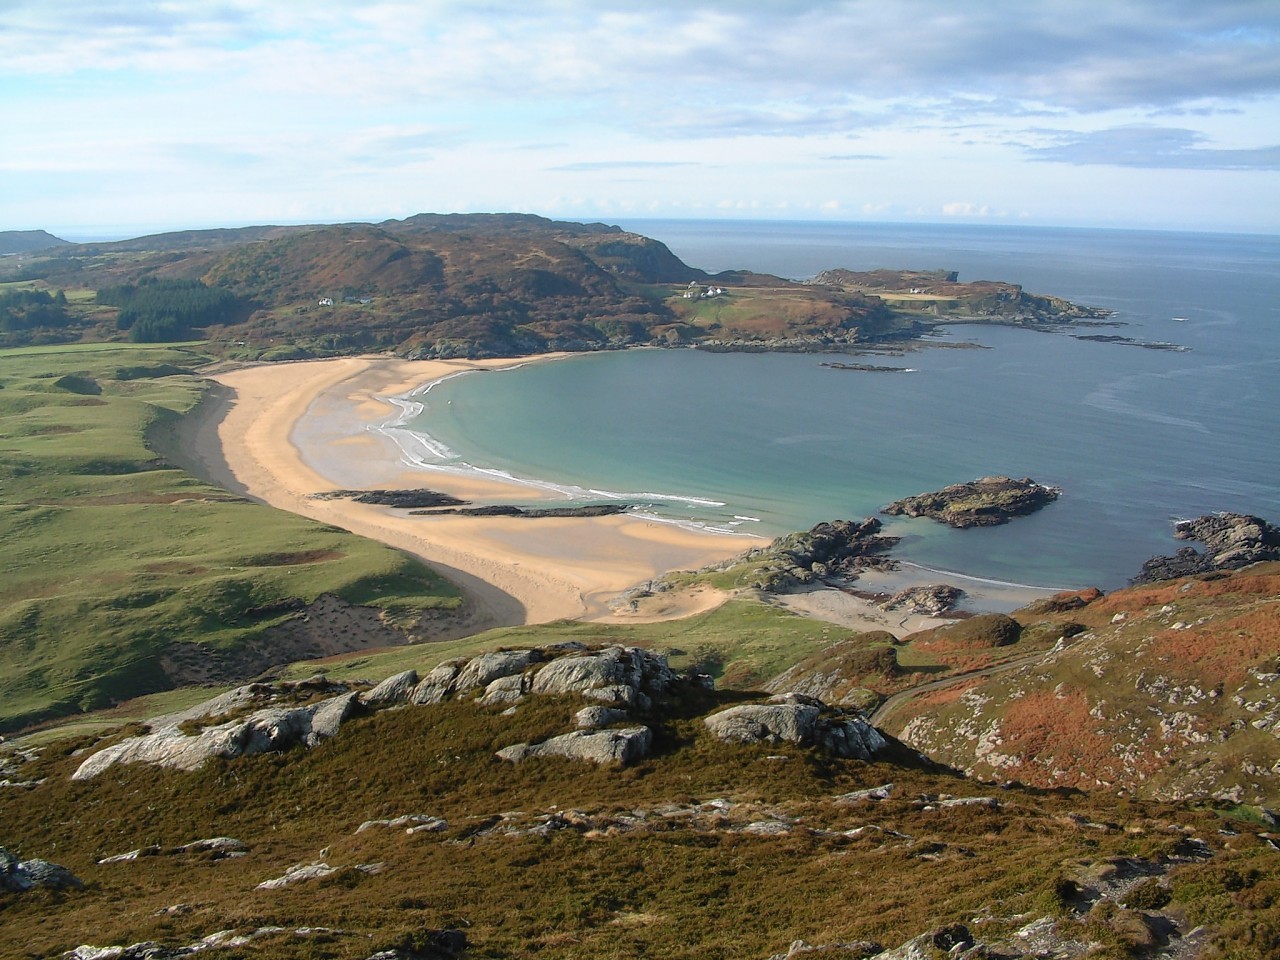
[{"x1": 395, "y1": 221, "x2": 1280, "y2": 591}]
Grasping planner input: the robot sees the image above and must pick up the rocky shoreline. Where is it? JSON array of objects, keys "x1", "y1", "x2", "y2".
[{"x1": 1133, "y1": 512, "x2": 1280, "y2": 583}]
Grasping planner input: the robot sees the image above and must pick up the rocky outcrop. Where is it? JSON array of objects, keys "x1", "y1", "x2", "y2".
[
  {"x1": 883, "y1": 476, "x2": 1059, "y2": 528},
  {"x1": 881, "y1": 584, "x2": 962, "y2": 616},
  {"x1": 71, "y1": 687, "x2": 360, "y2": 780},
  {"x1": 496, "y1": 727, "x2": 654, "y2": 765},
  {"x1": 98, "y1": 837, "x2": 247, "y2": 865},
  {"x1": 71, "y1": 644, "x2": 691, "y2": 778},
  {"x1": 0, "y1": 847, "x2": 83, "y2": 892},
  {"x1": 704, "y1": 694, "x2": 888, "y2": 760},
  {"x1": 743, "y1": 518, "x2": 899, "y2": 592},
  {"x1": 310, "y1": 488, "x2": 467, "y2": 508},
  {"x1": 410, "y1": 503, "x2": 632, "y2": 518},
  {"x1": 1133, "y1": 512, "x2": 1280, "y2": 584}
]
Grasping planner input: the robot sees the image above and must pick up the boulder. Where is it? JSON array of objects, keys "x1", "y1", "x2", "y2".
[
  {"x1": 704, "y1": 694, "x2": 887, "y2": 760},
  {"x1": 530, "y1": 646, "x2": 675, "y2": 707},
  {"x1": 451, "y1": 649, "x2": 542, "y2": 694},
  {"x1": 476, "y1": 674, "x2": 528, "y2": 706},
  {"x1": 0, "y1": 847, "x2": 83, "y2": 892},
  {"x1": 705, "y1": 694, "x2": 822, "y2": 745},
  {"x1": 361, "y1": 669, "x2": 419, "y2": 706},
  {"x1": 575, "y1": 705, "x2": 632, "y2": 729},
  {"x1": 1134, "y1": 512, "x2": 1280, "y2": 583},
  {"x1": 881, "y1": 584, "x2": 962, "y2": 616},
  {"x1": 410, "y1": 659, "x2": 465, "y2": 705},
  {"x1": 496, "y1": 726, "x2": 653, "y2": 765}
]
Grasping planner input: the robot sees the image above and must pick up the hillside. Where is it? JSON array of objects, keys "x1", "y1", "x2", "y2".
[
  {"x1": 882, "y1": 561, "x2": 1280, "y2": 805},
  {"x1": 0, "y1": 229, "x2": 70, "y2": 255},
  {"x1": 0, "y1": 343, "x2": 465, "y2": 733},
  {"x1": 5, "y1": 639, "x2": 1280, "y2": 959},
  {"x1": 0, "y1": 213, "x2": 1104, "y2": 358}
]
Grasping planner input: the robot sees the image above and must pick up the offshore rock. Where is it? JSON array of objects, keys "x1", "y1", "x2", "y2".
[
  {"x1": 1133, "y1": 512, "x2": 1280, "y2": 584},
  {"x1": 883, "y1": 476, "x2": 1059, "y2": 528},
  {"x1": 704, "y1": 693, "x2": 888, "y2": 760}
]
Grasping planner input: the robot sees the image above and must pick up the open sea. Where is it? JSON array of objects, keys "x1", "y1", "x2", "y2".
[{"x1": 392, "y1": 220, "x2": 1280, "y2": 592}]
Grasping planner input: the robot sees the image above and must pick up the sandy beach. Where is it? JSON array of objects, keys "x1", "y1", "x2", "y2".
[
  {"x1": 187, "y1": 355, "x2": 765, "y2": 632},
  {"x1": 173, "y1": 353, "x2": 1057, "y2": 642}
]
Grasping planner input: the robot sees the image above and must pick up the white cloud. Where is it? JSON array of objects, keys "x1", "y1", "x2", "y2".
[{"x1": 1, "y1": 1, "x2": 1278, "y2": 232}]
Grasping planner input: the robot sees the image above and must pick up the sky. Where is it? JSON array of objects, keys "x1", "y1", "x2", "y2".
[{"x1": 3, "y1": 1, "x2": 1279, "y2": 237}]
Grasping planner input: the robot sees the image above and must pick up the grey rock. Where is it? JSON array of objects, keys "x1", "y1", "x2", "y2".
[
  {"x1": 704, "y1": 694, "x2": 887, "y2": 760},
  {"x1": 361, "y1": 669, "x2": 419, "y2": 706},
  {"x1": 72, "y1": 692, "x2": 360, "y2": 780},
  {"x1": 496, "y1": 726, "x2": 653, "y2": 765},
  {"x1": 355, "y1": 814, "x2": 448, "y2": 834},
  {"x1": 835, "y1": 783, "x2": 895, "y2": 803},
  {"x1": 256, "y1": 861, "x2": 337, "y2": 890},
  {"x1": 98, "y1": 837, "x2": 247, "y2": 864},
  {"x1": 1, "y1": 847, "x2": 84, "y2": 892},
  {"x1": 575, "y1": 705, "x2": 631, "y2": 729},
  {"x1": 452, "y1": 649, "x2": 541, "y2": 694},
  {"x1": 703, "y1": 694, "x2": 823, "y2": 745},
  {"x1": 477, "y1": 673, "x2": 528, "y2": 706},
  {"x1": 410, "y1": 660, "x2": 465, "y2": 705}
]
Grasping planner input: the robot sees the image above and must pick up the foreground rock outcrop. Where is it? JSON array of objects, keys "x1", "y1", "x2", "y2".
[
  {"x1": 704, "y1": 693, "x2": 888, "y2": 760},
  {"x1": 882, "y1": 475, "x2": 1059, "y2": 528},
  {"x1": 72, "y1": 645, "x2": 698, "y2": 778}
]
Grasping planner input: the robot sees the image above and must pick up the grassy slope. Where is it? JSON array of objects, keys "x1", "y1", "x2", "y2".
[
  {"x1": 0, "y1": 343, "x2": 460, "y2": 732},
  {"x1": 888, "y1": 565, "x2": 1280, "y2": 804}
]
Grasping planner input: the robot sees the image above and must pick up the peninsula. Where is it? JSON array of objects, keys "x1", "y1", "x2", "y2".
[{"x1": 0, "y1": 213, "x2": 1109, "y2": 359}]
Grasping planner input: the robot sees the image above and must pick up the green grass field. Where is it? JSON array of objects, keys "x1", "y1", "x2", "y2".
[{"x1": 0, "y1": 343, "x2": 460, "y2": 732}]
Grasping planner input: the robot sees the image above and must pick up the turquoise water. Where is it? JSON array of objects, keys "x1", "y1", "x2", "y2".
[{"x1": 398, "y1": 222, "x2": 1280, "y2": 591}]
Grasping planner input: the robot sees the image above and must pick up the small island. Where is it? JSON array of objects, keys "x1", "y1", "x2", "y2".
[{"x1": 882, "y1": 476, "x2": 1060, "y2": 528}]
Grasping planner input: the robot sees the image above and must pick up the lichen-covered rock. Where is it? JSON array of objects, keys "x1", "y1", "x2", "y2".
[
  {"x1": 496, "y1": 726, "x2": 653, "y2": 765},
  {"x1": 410, "y1": 659, "x2": 465, "y2": 705},
  {"x1": 529, "y1": 646, "x2": 675, "y2": 709},
  {"x1": 704, "y1": 694, "x2": 887, "y2": 760},
  {"x1": 705, "y1": 694, "x2": 822, "y2": 745},
  {"x1": 361, "y1": 669, "x2": 419, "y2": 706},
  {"x1": 72, "y1": 691, "x2": 360, "y2": 780},
  {"x1": 452, "y1": 649, "x2": 543, "y2": 694},
  {"x1": 476, "y1": 673, "x2": 528, "y2": 706},
  {"x1": 575, "y1": 705, "x2": 632, "y2": 729}
]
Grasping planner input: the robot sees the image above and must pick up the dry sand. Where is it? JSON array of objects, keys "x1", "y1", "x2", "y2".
[{"x1": 192, "y1": 356, "x2": 764, "y2": 632}]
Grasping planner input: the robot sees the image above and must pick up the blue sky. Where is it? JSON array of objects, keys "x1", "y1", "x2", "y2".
[{"x1": 3, "y1": 1, "x2": 1278, "y2": 236}]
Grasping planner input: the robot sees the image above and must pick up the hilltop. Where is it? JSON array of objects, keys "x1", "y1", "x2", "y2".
[
  {"x1": 1, "y1": 213, "x2": 1108, "y2": 358},
  {"x1": 0, "y1": 229, "x2": 70, "y2": 255}
]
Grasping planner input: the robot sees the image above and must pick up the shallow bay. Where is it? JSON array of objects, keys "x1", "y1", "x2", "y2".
[{"x1": 403, "y1": 221, "x2": 1280, "y2": 591}]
